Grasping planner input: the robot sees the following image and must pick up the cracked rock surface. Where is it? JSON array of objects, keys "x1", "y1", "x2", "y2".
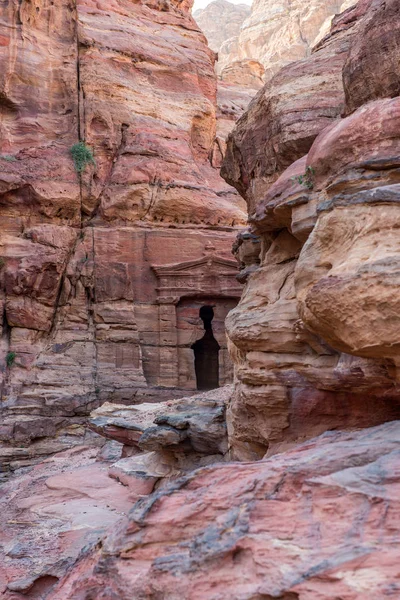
[
  {"x1": 89, "y1": 386, "x2": 231, "y2": 478},
  {"x1": 52, "y1": 420, "x2": 400, "y2": 599}
]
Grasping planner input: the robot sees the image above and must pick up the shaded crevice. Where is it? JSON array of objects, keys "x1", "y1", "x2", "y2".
[
  {"x1": 73, "y1": 0, "x2": 85, "y2": 225},
  {"x1": 86, "y1": 123, "x2": 130, "y2": 223},
  {"x1": 89, "y1": 225, "x2": 99, "y2": 399},
  {"x1": 141, "y1": 175, "x2": 162, "y2": 220},
  {"x1": 0, "y1": 303, "x2": 11, "y2": 410},
  {"x1": 277, "y1": 267, "x2": 293, "y2": 299},
  {"x1": 74, "y1": 2, "x2": 83, "y2": 143},
  {"x1": 191, "y1": 306, "x2": 220, "y2": 391},
  {"x1": 47, "y1": 229, "x2": 81, "y2": 338}
]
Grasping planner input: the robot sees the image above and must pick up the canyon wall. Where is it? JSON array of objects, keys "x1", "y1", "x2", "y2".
[
  {"x1": 222, "y1": 0, "x2": 400, "y2": 460},
  {"x1": 193, "y1": 0, "x2": 264, "y2": 89},
  {"x1": 217, "y1": 0, "x2": 357, "y2": 83},
  {"x1": 3, "y1": 1, "x2": 400, "y2": 597},
  {"x1": 49, "y1": 3, "x2": 400, "y2": 595},
  {"x1": 193, "y1": 0, "x2": 251, "y2": 54},
  {"x1": 0, "y1": 0, "x2": 247, "y2": 467}
]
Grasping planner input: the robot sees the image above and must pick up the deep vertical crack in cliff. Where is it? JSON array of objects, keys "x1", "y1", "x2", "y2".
[
  {"x1": 0, "y1": 303, "x2": 11, "y2": 412},
  {"x1": 90, "y1": 225, "x2": 98, "y2": 403},
  {"x1": 86, "y1": 123, "x2": 130, "y2": 223},
  {"x1": 141, "y1": 176, "x2": 162, "y2": 221},
  {"x1": 73, "y1": 0, "x2": 85, "y2": 229}
]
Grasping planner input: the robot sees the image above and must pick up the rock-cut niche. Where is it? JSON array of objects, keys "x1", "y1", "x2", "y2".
[{"x1": 191, "y1": 305, "x2": 221, "y2": 391}]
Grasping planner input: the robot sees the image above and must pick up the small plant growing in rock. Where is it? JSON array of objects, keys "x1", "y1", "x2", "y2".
[
  {"x1": 1, "y1": 155, "x2": 17, "y2": 162},
  {"x1": 70, "y1": 141, "x2": 95, "y2": 174},
  {"x1": 0, "y1": 257, "x2": 5, "y2": 269},
  {"x1": 6, "y1": 351, "x2": 16, "y2": 368},
  {"x1": 292, "y1": 166, "x2": 315, "y2": 190}
]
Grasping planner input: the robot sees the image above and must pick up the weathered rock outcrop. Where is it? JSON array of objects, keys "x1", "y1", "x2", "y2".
[
  {"x1": 342, "y1": 0, "x2": 400, "y2": 114},
  {"x1": 221, "y1": 0, "x2": 400, "y2": 460},
  {"x1": 219, "y1": 0, "x2": 357, "y2": 83},
  {"x1": 51, "y1": 420, "x2": 400, "y2": 599},
  {"x1": 0, "y1": 388, "x2": 230, "y2": 597},
  {"x1": 0, "y1": 0, "x2": 246, "y2": 464},
  {"x1": 0, "y1": 442, "x2": 156, "y2": 598},
  {"x1": 222, "y1": 2, "x2": 366, "y2": 212},
  {"x1": 89, "y1": 386, "x2": 229, "y2": 476},
  {"x1": 193, "y1": 0, "x2": 251, "y2": 54}
]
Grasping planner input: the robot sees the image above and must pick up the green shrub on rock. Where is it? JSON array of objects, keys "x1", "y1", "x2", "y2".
[
  {"x1": 6, "y1": 351, "x2": 16, "y2": 368},
  {"x1": 70, "y1": 141, "x2": 96, "y2": 174}
]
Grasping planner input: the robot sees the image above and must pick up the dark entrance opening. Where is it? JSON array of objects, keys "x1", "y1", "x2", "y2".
[{"x1": 191, "y1": 305, "x2": 220, "y2": 391}]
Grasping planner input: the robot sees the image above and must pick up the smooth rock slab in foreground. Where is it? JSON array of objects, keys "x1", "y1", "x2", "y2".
[{"x1": 52, "y1": 419, "x2": 400, "y2": 599}]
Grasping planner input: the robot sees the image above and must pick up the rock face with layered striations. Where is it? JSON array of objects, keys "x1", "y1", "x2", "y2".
[
  {"x1": 4, "y1": 0, "x2": 400, "y2": 597},
  {"x1": 220, "y1": 0, "x2": 400, "y2": 460},
  {"x1": 219, "y1": 0, "x2": 358, "y2": 83},
  {"x1": 222, "y1": 1, "x2": 367, "y2": 213},
  {"x1": 50, "y1": 420, "x2": 400, "y2": 599},
  {"x1": 193, "y1": 0, "x2": 251, "y2": 55},
  {"x1": 89, "y1": 386, "x2": 230, "y2": 476},
  {"x1": 0, "y1": 0, "x2": 246, "y2": 466}
]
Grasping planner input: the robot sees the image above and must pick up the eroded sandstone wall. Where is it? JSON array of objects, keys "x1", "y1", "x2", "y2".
[
  {"x1": 220, "y1": 0, "x2": 357, "y2": 82},
  {"x1": 193, "y1": 0, "x2": 251, "y2": 55},
  {"x1": 19, "y1": 2, "x2": 400, "y2": 597},
  {"x1": 0, "y1": 0, "x2": 247, "y2": 465},
  {"x1": 222, "y1": 0, "x2": 400, "y2": 460}
]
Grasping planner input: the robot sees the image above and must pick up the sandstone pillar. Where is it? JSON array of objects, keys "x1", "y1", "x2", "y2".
[{"x1": 157, "y1": 297, "x2": 179, "y2": 387}]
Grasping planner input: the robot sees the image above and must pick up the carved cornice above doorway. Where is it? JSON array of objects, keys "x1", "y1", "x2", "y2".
[{"x1": 151, "y1": 253, "x2": 242, "y2": 301}]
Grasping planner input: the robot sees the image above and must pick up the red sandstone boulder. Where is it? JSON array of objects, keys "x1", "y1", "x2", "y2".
[{"x1": 220, "y1": 0, "x2": 400, "y2": 459}]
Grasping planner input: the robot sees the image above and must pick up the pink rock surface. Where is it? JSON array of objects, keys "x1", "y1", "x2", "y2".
[
  {"x1": 221, "y1": 3, "x2": 366, "y2": 212},
  {"x1": 52, "y1": 420, "x2": 400, "y2": 599},
  {"x1": 343, "y1": 0, "x2": 400, "y2": 114},
  {"x1": 0, "y1": 0, "x2": 245, "y2": 460},
  {"x1": 220, "y1": 0, "x2": 400, "y2": 458},
  {"x1": 0, "y1": 444, "x2": 156, "y2": 599}
]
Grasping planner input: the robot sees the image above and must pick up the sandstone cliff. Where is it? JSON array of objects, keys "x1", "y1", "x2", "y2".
[
  {"x1": 222, "y1": 0, "x2": 400, "y2": 460},
  {"x1": 219, "y1": 0, "x2": 357, "y2": 83},
  {"x1": 193, "y1": 0, "x2": 251, "y2": 54},
  {"x1": 47, "y1": 4, "x2": 400, "y2": 594},
  {"x1": 0, "y1": 0, "x2": 246, "y2": 467},
  {"x1": 3, "y1": 0, "x2": 400, "y2": 598}
]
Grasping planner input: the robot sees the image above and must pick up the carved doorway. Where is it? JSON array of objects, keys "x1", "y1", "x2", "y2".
[
  {"x1": 176, "y1": 297, "x2": 237, "y2": 389},
  {"x1": 191, "y1": 306, "x2": 220, "y2": 390},
  {"x1": 151, "y1": 250, "x2": 242, "y2": 388}
]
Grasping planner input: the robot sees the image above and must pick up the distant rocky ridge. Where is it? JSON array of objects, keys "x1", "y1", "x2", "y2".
[
  {"x1": 193, "y1": 0, "x2": 251, "y2": 54},
  {"x1": 194, "y1": 0, "x2": 264, "y2": 85},
  {"x1": 195, "y1": 0, "x2": 357, "y2": 85},
  {"x1": 233, "y1": 0, "x2": 357, "y2": 81}
]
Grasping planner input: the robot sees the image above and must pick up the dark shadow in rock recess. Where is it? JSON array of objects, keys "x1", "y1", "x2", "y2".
[{"x1": 191, "y1": 305, "x2": 220, "y2": 391}]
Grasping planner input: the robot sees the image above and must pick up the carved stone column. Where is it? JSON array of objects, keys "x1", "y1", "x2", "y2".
[{"x1": 157, "y1": 296, "x2": 179, "y2": 387}]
